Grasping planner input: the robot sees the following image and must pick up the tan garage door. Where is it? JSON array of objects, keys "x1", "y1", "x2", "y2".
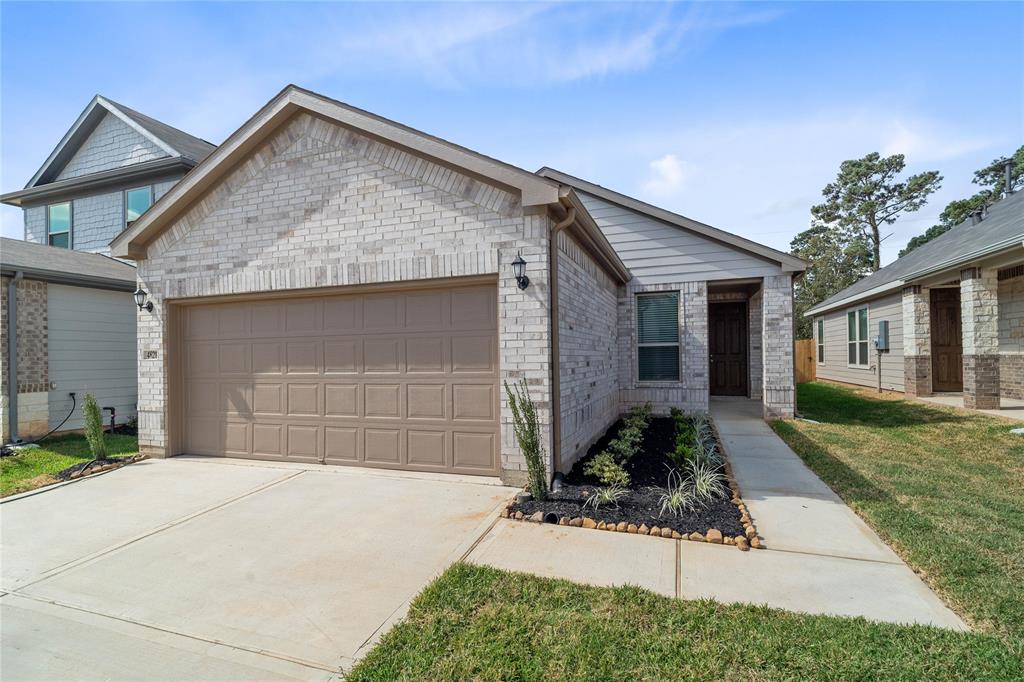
[{"x1": 181, "y1": 283, "x2": 499, "y2": 475}]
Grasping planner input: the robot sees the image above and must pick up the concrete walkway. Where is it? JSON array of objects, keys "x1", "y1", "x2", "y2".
[
  {"x1": 468, "y1": 399, "x2": 966, "y2": 631},
  {"x1": 917, "y1": 393, "x2": 1024, "y2": 422},
  {"x1": 1, "y1": 458, "x2": 516, "y2": 680}
]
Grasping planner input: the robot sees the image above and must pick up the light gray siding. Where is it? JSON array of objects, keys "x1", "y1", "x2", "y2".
[
  {"x1": 814, "y1": 291, "x2": 905, "y2": 392},
  {"x1": 47, "y1": 284, "x2": 137, "y2": 431},
  {"x1": 578, "y1": 192, "x2": 786, "y2": 285},
  {"x1": 55, "y1": 112, "x2": 167, "y2": 181},
  {"x1": 557, "y1": 230, "x2": 620, "y2": 470}
]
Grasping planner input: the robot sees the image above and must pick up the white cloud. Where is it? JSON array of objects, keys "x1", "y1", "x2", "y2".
[
  {"x1": 642, "y1": 154, "x2": 693, "y2": 195},
  {"x1": 881, "y1": 120, "x2": 994, "y2": 163}
]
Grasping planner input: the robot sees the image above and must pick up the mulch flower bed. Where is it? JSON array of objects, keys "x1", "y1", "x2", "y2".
[
  {"x1": 56, "y1": 454, "x2": 147, "y2": 481},
  {"x1": 506, "y1": 414, "x2": 761, "y2": 551}
]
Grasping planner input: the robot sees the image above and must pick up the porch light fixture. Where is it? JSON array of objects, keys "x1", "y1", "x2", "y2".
[
  {"x1": 511, "y1": 252, "x2": 530, "y2": 290},
  {"x1": 133, "y1": 286, "x2": 153, "y2": 312}
]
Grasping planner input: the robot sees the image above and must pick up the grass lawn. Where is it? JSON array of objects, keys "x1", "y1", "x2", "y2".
[
  {"x1": 772, "y1": 381, "x2": 1024, "y2": 651},
  {"x1": 349, "y1": 563, "x2": 1020, "y2": 681},
  {"x1": 0, "y1": 433, "x2": 138, "y2": 497}
]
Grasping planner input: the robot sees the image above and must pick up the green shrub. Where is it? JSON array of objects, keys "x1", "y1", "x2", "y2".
[
  {"x1": 504, "y1": 379, "x2": 548, "y2": 500},
  {"x1": 82, "y1": 393, "x2": 107, "y2": 460},
  {"x1": 689, "y1": 458, "x2": 727, "y2": 503},
  {"x1": 658, "y1": 469, "x2": 698, "y2": 517},
  {"x1": 605, "y1": 404, "x2": 652, "y2": 464},
  {"x1": 584, "y1": 451, "x2": 631, "y2": 487},
  {"x1": 583, "y1": 485, "x2": 627, "y2": 510}
]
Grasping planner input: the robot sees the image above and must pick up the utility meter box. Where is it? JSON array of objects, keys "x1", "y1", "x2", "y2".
[{"x1": 875, "y1": 320, "x2": 890, "y2": 351}]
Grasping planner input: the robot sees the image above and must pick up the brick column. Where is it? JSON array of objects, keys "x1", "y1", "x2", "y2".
[
  {"x1": 961, "y1": 267, "x2": 1000, "y2": 409},
  {"x1": 901, "y1": 285, "x2": 932, "y2": 397},
  {"x1": 762, "y1": 275, "x2": 795, "y2": 418}
]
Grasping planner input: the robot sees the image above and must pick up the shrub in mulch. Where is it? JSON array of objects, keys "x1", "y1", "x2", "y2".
[{"x1": 507, "y1": 414, "x2": 759, "y2": 548}]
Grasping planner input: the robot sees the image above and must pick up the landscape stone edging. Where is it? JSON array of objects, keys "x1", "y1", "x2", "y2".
[
  {"x1": 64, "y1": 454, "x2": 149, "y2": 480},
  {"x1": 501, "y1": 414, "x2": 764, "y2": 552}
]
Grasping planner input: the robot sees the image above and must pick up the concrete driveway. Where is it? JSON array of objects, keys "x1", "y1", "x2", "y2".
[{"x1": 1, "y1": 457, "x2": 515, "y2": 680}]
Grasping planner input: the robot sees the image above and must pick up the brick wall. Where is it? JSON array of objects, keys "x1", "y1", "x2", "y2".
[
  {"x1": 56, "y1": 112, "x2": 167, "y2": 181},
  {"x1": 618, "y1": 280, "x2": 708, "y2": 413},
  {"x1": 961, "y1": 267, "x2": 1000, "y2": 409},
  {"x1": 762, "y1": 274, "x2": 795, "y2": 418},
  {"x1": 0, "y1": 276, "x2": 51, "y2": 440},
  {"x1": 136, "y1": 112, "x2": 553, "y2": 483},
  {"x1": 556, "y1": 229, "x2": 619, "y2": 471},
  {"x1": 748, "y1": 288, "x2": 763, "y2": 399},
  {"x1": 902, "y1": 285, "x2": 932, "y2": 396},
  {"x1": 998, "y1": 273, "x2": 1024, "y2": 399}
]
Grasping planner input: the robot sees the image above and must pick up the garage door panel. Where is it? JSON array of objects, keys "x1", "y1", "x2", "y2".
[
  {"x1": 407, "y1": 430, "x2": 447, "y2": 467},
  {"x1": 324, "y1": 427, "x2": 360, "y2": 463},
  {"x1": 252, "y1": 343, "x2": 283, "y2": 374},
  {"x1": 452, "y1": 384, "x2": 496, "y2": 421},
  {"x1": 365, "y1": 384, "x2": 402, "y2": 418},
  {"x1": 287, "y1": 383, "x2": 320, "y2": 416},
  {"x1": 180, "y1": 283, "x2": 498, "y2": 475},
  {"x1": 324, "y1": 339, "x2": 360, "y2": 374},
  {"x1": 453, "y1": 432, "x2": 496, "y2": 470},
  {"x1": 364, "y1": 338, "x2": 402, "y2": 373},
  {"x1": 365, "y1": 429, "x2": 401, "y2": 464},
  {"x1": 286, "y1": 342, "x2": 320, "y2": 375},
  {"x1": 408, "y1": 384, "x2": 446, "y2": 419},
  {"x1": 325, "y1": 384, "x2": 359, "y2": 417}
]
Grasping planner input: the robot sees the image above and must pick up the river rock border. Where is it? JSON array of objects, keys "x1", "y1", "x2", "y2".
[
  {"x1": 62, "y1": 454, "x2": 149, "y2": 480},
  {"x1": 501, "y1": 414, "x2": 763, "y2": 552}
]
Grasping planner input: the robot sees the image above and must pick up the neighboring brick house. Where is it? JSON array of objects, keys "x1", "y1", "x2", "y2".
[
  {"x1": 105, "y1": 85, "x2": 803, "y2": 484},
  {"x1": 1, "y1": 238, "x2": 137, "y2": 442},
  {"x1": 806, "y1": 187, "x2": 1024, "y2": 411},
  {"x1": 1, "y1": 95, "x2": 215, "y2": 442}
]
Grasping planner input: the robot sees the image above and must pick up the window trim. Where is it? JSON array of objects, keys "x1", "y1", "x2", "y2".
[
  {"x1": 636, "y1": 291, "x2": 681, "y2": 383},
  {"x1": 47, "y1": 201, "x2": 72, "y2": 248},
  {"x1": 124, "y1": 185, "x2": 155, "y2": 227},
  {"x1": 846, "y1": 305, "x2": 870, "y2": 369},
  {"x1": 816, "y1": 317, "x2": 825, "y2": 365}
]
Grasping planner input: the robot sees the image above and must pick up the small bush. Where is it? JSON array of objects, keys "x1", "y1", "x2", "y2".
[
  {"x1": 605, "y1": 404, "x2": 652, "y2": 464},
  {"x1": 689, "y1": 458, "x2": 727, "y2": 503},
  {"x1": 583, "y1": 485, "x2": 627, "y2": 510},
  {"x1": 584, "y1": 452, "x2": 631, "y2": 487},
  {"x1": 658, "y1": 469, "x2": 698, "y2": 517},
  {"x1": 82, "y1": 393, "x2": 107, "y2": 460},
  {"x1": 504, "y1": 379, "x2": 547, "y2": 501}
]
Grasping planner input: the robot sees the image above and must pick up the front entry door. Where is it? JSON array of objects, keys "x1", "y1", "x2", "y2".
[
  {"x1": 930, "y1": 288, "x2": 963, "y2": 392},
  {"x1": 709, "y1": 302, "x2": 748, "y2": 396}
]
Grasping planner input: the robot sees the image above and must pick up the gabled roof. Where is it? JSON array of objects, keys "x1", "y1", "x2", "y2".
[
  {"x1": 537, "y1": 167, "x2": 806, "y2": 273},
  {"x1": 806, "y1": 190, "x2": 1024, "y2": 316},
  {"x1": 111, "y1": 85, "x2": 560, "y2": 259},
  {"x1": 0, "y1": 237, "x2": 136, "y2": 291},
  {"x1": 23, "y1": 95, "x2": 215, "y2": 189}
]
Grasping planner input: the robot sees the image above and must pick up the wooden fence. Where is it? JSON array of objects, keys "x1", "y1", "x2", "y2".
[{"x1": 795, "y1": 339, "x2": 816, "y2": 384}]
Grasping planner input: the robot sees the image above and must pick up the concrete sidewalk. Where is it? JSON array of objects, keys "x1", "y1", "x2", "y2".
[{"x1": 468, "y1": 399, "x2": 966, "y2": 631}]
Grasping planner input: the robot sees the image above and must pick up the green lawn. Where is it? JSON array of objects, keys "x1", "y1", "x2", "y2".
[
  {"x1": 1, "y1": 433, "x2": 138, "y2": 497},
  {"x1": 772, "y1": 381, "x2": 1024, "y2": 650},
  {"x1": 349, "y1": 563, "x2": 1019, "y2": 681}
]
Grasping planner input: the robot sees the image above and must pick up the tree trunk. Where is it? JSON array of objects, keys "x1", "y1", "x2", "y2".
[{"x1": 869, "y1": 218, "x2": 881, "y2": 271}]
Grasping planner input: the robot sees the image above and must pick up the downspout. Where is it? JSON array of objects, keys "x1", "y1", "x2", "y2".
[
  {"x1": 549, "y1": 203, "x2": 575, "y2": 488},
  {"x1": 6, "y1": 271, "x2": 23, "y2": 444}
]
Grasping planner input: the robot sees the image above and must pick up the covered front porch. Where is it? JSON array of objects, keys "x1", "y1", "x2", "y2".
[{"x1": 915, "y1": 393, "x2": 1024, "y2": 422}]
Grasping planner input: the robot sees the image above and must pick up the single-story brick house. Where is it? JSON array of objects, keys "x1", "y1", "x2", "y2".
[
  {"x1": 1, "y1": 238, "x2": 138, "y2": 442},
  {"x1": 110, "y1": 85, "x2": 804, "y2": 484},
  {"x1": 806, "y1": 187, "x2": 1023, "y2": 410}
]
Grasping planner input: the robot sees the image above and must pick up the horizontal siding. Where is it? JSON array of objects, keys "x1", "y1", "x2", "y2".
[
  {"x1": 578, "y1": 192, "x2": 785, "y2": 285},
  {"x1": 47, "y1": 284, "x2": 138, "y2": 431},
  {"x1": 815, "y1": 291, "x2": 905, "y2": 392}
]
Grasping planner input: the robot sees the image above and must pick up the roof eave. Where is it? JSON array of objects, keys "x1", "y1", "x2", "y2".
[{"x1": 560, "y1": 188, "x2": 632, "y2": 284}]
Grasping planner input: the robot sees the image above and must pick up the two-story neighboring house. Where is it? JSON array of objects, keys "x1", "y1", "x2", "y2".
[{"x1": 0, "y1": 96, "x2": 215, "y2": 443}]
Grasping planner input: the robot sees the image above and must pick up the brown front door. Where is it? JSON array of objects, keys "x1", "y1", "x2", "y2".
[
  {"x1": 930, "y1": 288, "x2": 963, "y2": 392},
  {"x1": 709, "y1": 302, "x2": 748, "y2": 396}
]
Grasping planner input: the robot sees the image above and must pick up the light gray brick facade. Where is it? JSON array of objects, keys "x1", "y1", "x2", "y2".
[
  {"x1": 0, "y1": 277, "x2": 50, "y2": 441},
  {"x1": 56, "y1": 112, "x2": 167, "y2": 181},
  {"x1": 135, "y1": 113, "x2": 554, "y2": 482},
  {"x1": 556, "y1": 230, "x2": 619, "y2": 470},
  {"x1": 961, "y1": 266, "x2": 1000, "y2": 409},
  {"x1": 762, "y1": 274, "x2": 795, "y2": 418}
]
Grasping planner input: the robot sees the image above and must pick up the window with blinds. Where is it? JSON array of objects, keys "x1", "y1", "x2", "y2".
[
  {"x1": 637, "y1": 292, "x2": 679, "y2": 381},
  {"x1": 847, "y1": 306, "x2": 869, "y2": 367}
]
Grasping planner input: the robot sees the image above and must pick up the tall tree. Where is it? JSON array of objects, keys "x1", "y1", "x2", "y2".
[
  {"x1": 900, "y1": 146, "x2": 1024, "y2": 256},
  {"x1": 811, "y1": 152, "x2": 942, "y2": 271},
  {"x1": 790, "y1": 221, "x2": 873, "y2": 339}
]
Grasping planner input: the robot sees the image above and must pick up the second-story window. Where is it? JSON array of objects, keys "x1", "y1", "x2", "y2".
[
  {"x1": 125, "y1": 186, "x2": 153, "y2": 226},
  {"x1": 47, "y1": 202, "x2": 71, "y2": 248}
]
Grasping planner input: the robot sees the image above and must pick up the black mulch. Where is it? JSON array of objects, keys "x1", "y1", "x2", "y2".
[
  {"x1": 509, "y1": 417, "x2": 744, "y2": 536},
  {"x1": 55, "y1": 457, "x2": 131, "y2": 481}
]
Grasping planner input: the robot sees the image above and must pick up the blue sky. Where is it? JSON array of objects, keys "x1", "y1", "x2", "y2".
[{"x1": 2, "y1": 1, "x2": 1021, "y2": 264}]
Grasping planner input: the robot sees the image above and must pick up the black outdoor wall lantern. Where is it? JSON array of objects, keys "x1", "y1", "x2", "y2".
[
  {"x1": 512, "y1": 252, "x2": 530, "y2": 290},
  {"x1": 133, "y1": 286, "x2": 154, "y2": 312}
]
